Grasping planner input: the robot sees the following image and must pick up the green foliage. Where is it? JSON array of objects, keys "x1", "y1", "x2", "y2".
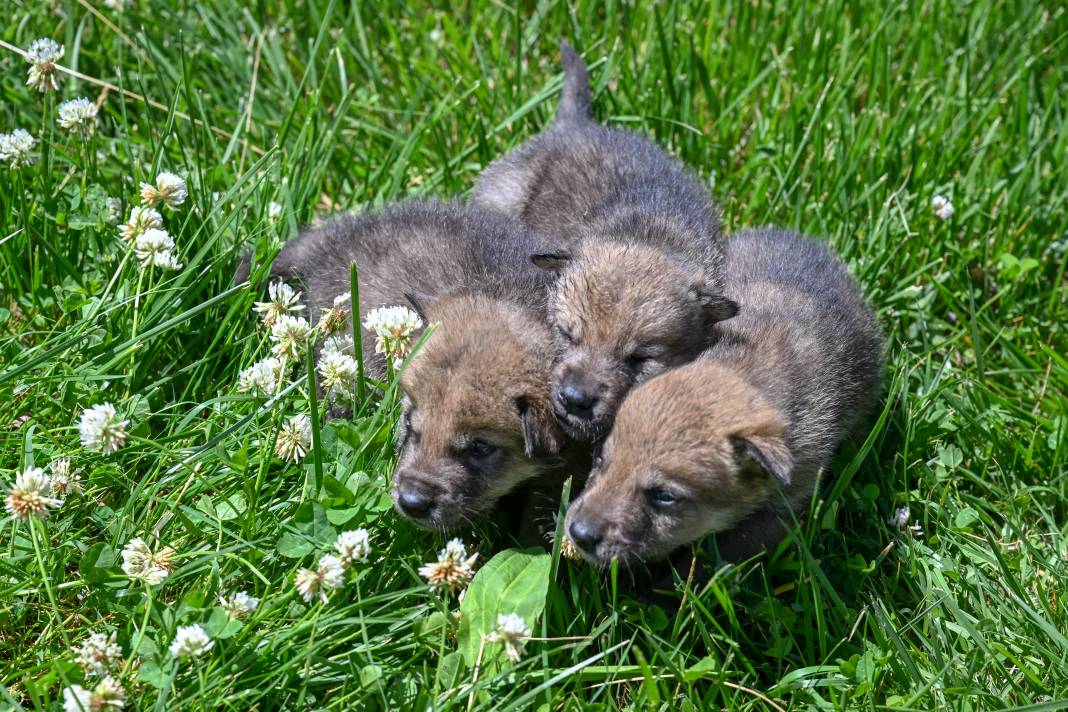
[
  {"x1": 1, "y1": 0, "x2": 1066, "y2": 709},
  {"x1": 458, "y1": 548, "x2": 551, "y2": 668}
]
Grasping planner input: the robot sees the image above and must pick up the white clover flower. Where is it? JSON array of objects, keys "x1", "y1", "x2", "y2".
[
  {"x1": 25, "y1": 38, "x2": 64, "y2": 93},
  {"x1": 49, "y1": 458, "x2": 81, "y2": 497},
  {"x1": 363, "y1": 306, "x2": 423, "y2": 367},
  {"x1": 318, "y1": 293, "x2": 351, "y2": 336},
  {"x1": 334, "y1": 529, "x2": 371, "y2": 567},
  {"x1": 270, "y1": 314, "x2": 311, "y2": 360},
  {"x1": 486, "y1": 612, "x2": 532, "y2": 662},
  {"x1": 104, "y1": 0, "x2": 128, "y2": 9},
  {"x1": 5, "y1": 467, "x2": 63, "y2": 521},
  {"x1": 62, "y1": 676, "x2": 124, "y2": 712},
  {"x1": 73, "y1": 631, "x2": 123, "y2": 676},
  {"x1": 140, "y1": 171, "x2": 187, "y2": 209},
  {"x1": 153, "y1": 251, "x2": 183, "y2": 271},
  {"x1": 318, "y1": 350, "x2": 358, "y2": 400},
  {"x1": 321, "y1": 335, "x2": 354, "y2": 359},
  {"x1": 79, "y1": 403, "x2": 128, "y2": 454},
  {"x1": 219, "y1": 591, "x2": 259, "y2": 619},
  {"x1": 418, "y1": 538, "x2": 478, "y2": 594},
  {"x1": 105, "y1": 197, "x2": 123, "y2": 224},
  {"x1": 932, "y1": 194, "x2": 954, "y2": 221},
  {"x1": 318, "y1": 554, "x2": 345, "y2": 588},
  {"x1": 888, "y1": 506, "x2": 923, "y2": 539},
  {"x1": 275, "y1": 414, "x2": 312, "y2": 462},
  {"x1": 121, "y1": 537, "x2": 175, "y2": 585},
  {"x1": 134, "y1": 228, "x2": 182, "y2": 271},
  {"x1": 295, "y1": 554, "x2": 345, "y2": 603},
  {"x1": 237, "y1": 356, "x2": 287, "y2": 396},
  {"x1": 253, "y1": 280, "x2": 304, "y2": 327},
  {"x1": 268, "y1": 201, "x2": 282, "y2": 221},
  {"x1": 169, "y1": 624, "x2": 213, "y2": 658},
  {"x1": 57, "y1": 97, "x2": 98, "y2": 134},
  {"x1": 118, "y1": 205, "x2": 163, "y2": 242},
  {"x1": 0, "y1": 129, "x2": 37, "y2": 168}
]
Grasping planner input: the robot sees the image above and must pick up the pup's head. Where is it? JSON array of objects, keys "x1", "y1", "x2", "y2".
[
  {"x1": 563, "y1": 363, "x2": 792, "y2": 567},
  {"x1": 533, "y1": 241, "x2": 737, "y2": 441},
  {"x1": 391, "y1": 292, "x2": 565, "y2": 530}
]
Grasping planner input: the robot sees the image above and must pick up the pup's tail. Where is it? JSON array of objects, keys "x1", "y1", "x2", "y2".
[{"x1": 555, "y1": 40, "x2": 592, "y2": 126}]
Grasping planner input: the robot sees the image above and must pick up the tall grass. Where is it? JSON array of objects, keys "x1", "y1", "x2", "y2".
[{"x1": 1, "y1": 0, "x2": 1066, "y2": 709}]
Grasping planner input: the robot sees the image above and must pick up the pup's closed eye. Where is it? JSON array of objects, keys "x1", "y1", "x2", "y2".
[
  {"x1": 466, "y1": 438, "x2": 497, "y2": 458},
  {"x1": 645, "y1": 488, "x2": 680, "y2": 506}
]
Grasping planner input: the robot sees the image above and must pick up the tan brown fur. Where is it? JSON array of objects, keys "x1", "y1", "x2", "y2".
[
  {"x1": 564, "y1": 228, "x2": 885, "y2": 566},
  {"x1": 564, "y1": 364, "x2": 790, "y2": 566},
  {"x1": 393, "y1": 293, "x2": 566, "y2": 530},
  {"x1": 470, "y1": 44, "x2": 735, "y2": 441},
  {"x1": 545, "y1": 239, "x2": 730, "y2": 440}
]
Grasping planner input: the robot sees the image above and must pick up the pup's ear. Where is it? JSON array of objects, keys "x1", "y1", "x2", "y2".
[
  {"x1": 531, "y1": 250, "x2": 573, "y2": 273},
  {"x1": 702, "y1": 294, "x2": 739, "y2": 323},
  {"x1": 516, "y1": 396, "x2": 565, "y2": 458},
  {"x1": 403, "y1": 290, "x2": 436, "y2": 321},
  {"x1": 689, "y1": 282, "x2": 739, "y2": 324},
  {"x1": 731, "y1": 429, "x2": 792, "y2": 486}
]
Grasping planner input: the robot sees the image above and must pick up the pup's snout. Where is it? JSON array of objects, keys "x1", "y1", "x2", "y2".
[
  {"x1": 558, "y1": 383, "x2": 598, "y2": 418},
  {"x1": 396, "y1": 485, "x2": 436, "y2": 520},
  {"x1": 568, "y1": 518, "x2": 603, "y2": 553}
]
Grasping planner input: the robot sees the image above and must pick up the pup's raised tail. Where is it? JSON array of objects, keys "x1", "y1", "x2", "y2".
[{"x1": 556, "y1": 40, "x2": 592, "y2": 126}]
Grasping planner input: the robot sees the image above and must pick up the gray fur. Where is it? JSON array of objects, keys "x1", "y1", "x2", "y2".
[
  {"x1": 470, "y1": 40, "x2": 732, "y2": 441},
  {"x1": 471, "y1": 42, "x2": 724, "y2": 272},
  {"x1": 564, "y1": 228, "x2": 885, "y2": 566},
  {"x1": 708, "y1": 228, "x2": 886, "y2": 482},
  {"x1": 261, "y1": 198, "x2": 555, "y2": 379}
]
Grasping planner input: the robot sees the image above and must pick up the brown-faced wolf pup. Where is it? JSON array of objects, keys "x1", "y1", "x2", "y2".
[
  {"x1": 471, "y1": 40, "x2": 737, "y2": 442},
  {"x1": 253, "y1": 199, "x2": 572, "y2": 531},
  {"x1": 564, "y1": 228, "x2": 885, "y2": 567}
]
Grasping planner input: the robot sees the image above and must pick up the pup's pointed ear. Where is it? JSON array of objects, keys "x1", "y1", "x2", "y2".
[
  {"x1": 403, "y1": 290, "x2": 436, "y2": 321},
  {"x1": 516, "y1": 396, "x2": 565, "y2": 458},
  {"x1": 531, "y1": 251, "x2": 573, "y2": 273},
  {"x1": 702, "y1": 294, "x2": 739, "y2": 323},
  {"x1": 731, "y1": 431, "x2": 792, "y2": 486},
  {"x1": 689, "y1": 283, "x2": 738, "y2": 324}
]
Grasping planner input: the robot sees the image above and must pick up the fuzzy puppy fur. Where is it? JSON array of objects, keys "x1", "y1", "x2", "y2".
[
  {"x1": 256, "y1": 199, "x2": 570, "y2": 530},
  {"x1": 471, "y1": 41, "x2": 737, "y2": 442},
  {"x1": 564, "y1": 228, "x2": 885, "y2": 567}
]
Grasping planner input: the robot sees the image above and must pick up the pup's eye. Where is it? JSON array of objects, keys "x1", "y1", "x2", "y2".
[
  {"x1": 467, "y1": 439, "x2": 497, "y2": 458},
  {"x1": 555, "y1": 326, "x2": 576, "y2": 345},
  {"x1": 646, "y1": 489, "x2": 677, "y2": 506},
  {"x1": 625, "y1": 353, "x2": 650, "y2": 370}
]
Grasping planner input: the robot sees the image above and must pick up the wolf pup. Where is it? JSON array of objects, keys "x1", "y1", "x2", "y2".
[
  {"x1": 564, "y1": 228, "x2": 885, "y2": 566},
  {"x1": 257, "y1": 199, "x2": 569, "y2": 530},
  {"x1": 471, "y1": 41, "x2": 737, "y2": 442}
]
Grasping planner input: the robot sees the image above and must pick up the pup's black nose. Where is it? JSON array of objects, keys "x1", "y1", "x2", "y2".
[
  {"x1": 568, "y1": 519, "x2": 603, "y2": 553},
  {"x1": 559, "y1": 384, "x2": 597, "y2": 418},
  {"x1": 397, "y1": 488, "x2": 434, "y2": 519}
]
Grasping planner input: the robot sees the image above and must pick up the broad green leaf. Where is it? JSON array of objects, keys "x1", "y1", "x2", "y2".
[
  {"x1": 954, "y1": 508, "x2": 980, "y2": 530},
  {"x1": 79, "y1": 543, "x2": 120, "y2": 584},
  {"x1": 277, "y1": 532, "x2": 314, "y2": 558},
  {"x1": 457, "y1": 548, "x2": 551, "y2": 668}
]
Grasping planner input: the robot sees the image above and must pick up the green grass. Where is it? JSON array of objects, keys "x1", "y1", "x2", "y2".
[{"x1": 2, "y1": 0, "x2": 1067, "y2": 709}]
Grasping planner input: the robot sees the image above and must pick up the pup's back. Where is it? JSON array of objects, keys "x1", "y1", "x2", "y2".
[
  {"x1": 562, "y1": 228, "x2": 884, "y2": 566},
  {"x1": 265, "y1": 199, "x2": 554, "y2": 377},
  {"x1": 471, "y1": 41, "x2": 723, "y2": 274},
  {"x1": 473, "y1": 42, "x2": 734, "y2": 442},
  {"x1": 709, "y1": 227, "x2": 885, "y2": 488}
]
